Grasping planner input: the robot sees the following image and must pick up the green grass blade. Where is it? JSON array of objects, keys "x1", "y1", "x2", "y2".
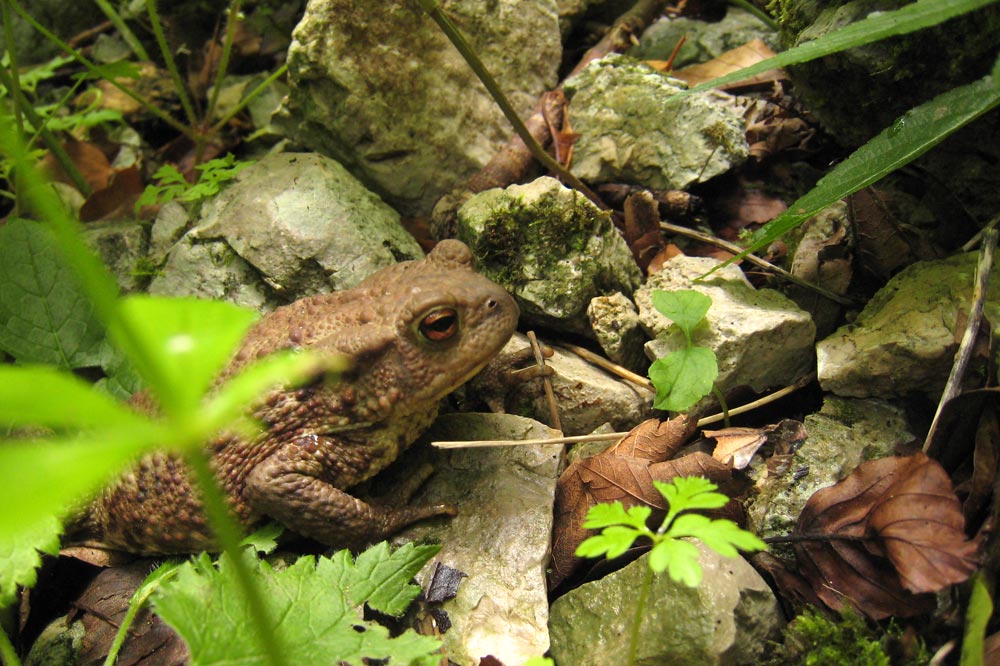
[
  {"x1": 687, "y1": 0, "x2": 1000, "y2": 94},
  {"x1": 729, "y1": 72, "x2": 1000, "y2": 267}
]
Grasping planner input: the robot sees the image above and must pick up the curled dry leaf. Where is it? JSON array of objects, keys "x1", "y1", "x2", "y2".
[
  {"x1": 549, "y1": 416, "x2": 733, "y2": 589},
  {"x1": 706, "y1": 419, "x2": 807, "y2": 469},
  {"x1": 705, "y1": 427, "x2": 766, "y2": 469},
  {"x1": 795, "y1": 452, "x2": 980, "y2": 619}
]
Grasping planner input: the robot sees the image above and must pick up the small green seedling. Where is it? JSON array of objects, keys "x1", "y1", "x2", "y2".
[
  {"x1": 647, "y1": 289, "x2": 720, "y2": 413},
  {"x1": 576, "y1": 476, "x2": 766, "y2": 587},
  {"x1": 576, "y1": 477, "x2": 766, "y2": 666},
  {"x1": 135, "y1": 153, "x2": 252, "y2": 212}
]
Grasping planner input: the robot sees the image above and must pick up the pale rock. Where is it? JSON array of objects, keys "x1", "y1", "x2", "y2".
[
  {"x1": 457, "y1": 176, "x2": 642, "y2": 334},
  {"x1": 817, "y1": 252, "x2": 998, "y2": 398},
  {"x1": 392, "y1": 413, "x2": 563, "y2": 666},
  {"x1": 549, "y1": 546, "x2": 783, "y2": 665},
  {"x1": 636, "y1": 256, "x2": 816, "y2": 400},
  {"x1": 276, "y1": 0, "x2": 561, "y2": 216},
  {"x1": 563, "y1": 54, "x2": 748, "y2": 190},
  {"x1": 587, "y1": 291, "x2": 649, "y2": 373}
]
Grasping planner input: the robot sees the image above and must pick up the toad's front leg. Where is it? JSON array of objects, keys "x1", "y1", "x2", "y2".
[{"x1": 244, "y1": 435, "x2": 455, "y2": 548}]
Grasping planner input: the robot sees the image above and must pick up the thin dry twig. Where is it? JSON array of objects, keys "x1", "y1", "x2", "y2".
[
  {"x1": 660, "y1": 221, "x2": 857, "y2": 306},
  {"x1": 433, "y1": 372, "x2": 816, "y2": 448},
  {"x1": 528, "y1": 330, "x2": 562, "y2": 431},
  {"x1": 924, "y1": 228, "x2": 998, "y2": 452},
  {"x1": 562, "y1": 343, "x2": 653, "y2": 389}
]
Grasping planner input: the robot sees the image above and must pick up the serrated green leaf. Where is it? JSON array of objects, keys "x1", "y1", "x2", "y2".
[
  {"x1": 655, "y1": 477, "x2": 729, "y2": 512},
  {"x1": 581, "y1": 501, "x2": 630, "y2": 529},
  {"x1": 0, "y1": 218, "x2": 105, "y2": 367},
  {"x1": 108, "y1": 296, "x2": 259, "y2": 418},
  {"x1": 649, "y1": 346, "x2": 718, "y2": 412},
  {"x1": 719, "y1": 73, "x2": 1000, "y2": 273},
  {"x1": 0, "y1": 365, "x2": 142, "y2": 430},
  {"x1": 650, "y1": 290, "x2": 711, "y2": 336},
  {"x1": 576, "y1": 525, "x2": 642, "y2": 560},
  {"x1": 153, "y1": 547, "x2": 442, "y2": 666},
  {"x1": 0, "y1": 513, "x2": 61, "y2": 608},
  {"x1": 686, "y1": 0, "x2": 999, "y2": 96},
  {"x1": 648, "y1": 538, "x2": 702, "y2": 586},
  {"x1": 345, "y1": 541, "x2": 440, "y2": 616},
  {"x1": 239, "y1": 524, "x2": 284, "y2": 555}
]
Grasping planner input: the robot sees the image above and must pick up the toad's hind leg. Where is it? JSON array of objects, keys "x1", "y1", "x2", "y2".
[{"x1": 244, "y1": 438, "x2": 455, "y2": 548}]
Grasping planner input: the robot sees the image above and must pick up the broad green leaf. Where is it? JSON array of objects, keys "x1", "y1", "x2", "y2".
[
  {"x1": 109, "y1": 296, "x2": 259, "y2": 418},
  {"x1": 0, "y1": 365, "x2": 142, "y2": 430},
  {"x1": 724, "y1": 72, "x2": 1000, "y2": 270},
  {"x1": 0, "y1": 425, "x2": 164, "y2": 544},
  {"x1": 200, "y1": 349, "x2": 345, "y2": 442},
  {"x1": 655, "y1": 477, "x2": 730, "y2": 512},
  {"x1": 648, "y1": 538, "x2": 702, "y2": 586},
  {"x1": 153, "y1": 548, "x2": 442, "y2": 666},
  {"x1": 344, "y1": 541, "x2": 441, "y2": 616},
  {"x1": 576, "y1": 525, "x2": 642, "y2": 560},
  {"x1": 0, "y1": 513, "x2": 61, "y2": 609},
  {"x1": 0, "y1": 218, "x2": 105, "y2": 367},
  {"x1": 649, "y1": 346, "x2": 718, "y2": 412},
  {"x1": 0, "y1": 117, "x2": 120, "y2": 329},
  {"x1": 650, "y1": 290, "x2": 711, "y2": 337},
  {"x1": 686, "y1": 0, "x2": 1000, "y2": 95}
]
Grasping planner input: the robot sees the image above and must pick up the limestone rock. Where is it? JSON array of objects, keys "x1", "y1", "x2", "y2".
[
  {"x1": 148, "y1": 236, "x2": 271, "y2": 312},
  {"x1": 82, "y1": 220, "x2": 150, "y2": 294},
  {"x1": 457, "y1": 176, "x2": 642, "y2": 334},
  {"x1": 563, "y1": 54, "x2": 748, "y2": 190},
  {"x1": 149, "y1": 152, "x2": 424, "y2": 310},
  {"x1": 393, "y1": 413, "x2": 563, "y2": 666},
  {"x1": 817, "y1": 252, "x2": 997, "y2": 398},
  {"x1": 587, "y1": 292, "x2": 649, "y2": 373},
  {"x1": 636, "y1": 256, "x2": 815, "y2": 399},
  {"x1": 465, "y1": 333, "x2": 653, "y2": 436},
  {"x1": 746, "y1": 397, "x2": 916, "y2": 543},
  {"x1": 549, "y1": 546, "x2": 783, "y2": 665},
  {"x1": 630, "y1": 6, "x2": 780, "y2": 68},
  {"x1": 276, "y1": 0, "x2": 561, "y2": 215}
]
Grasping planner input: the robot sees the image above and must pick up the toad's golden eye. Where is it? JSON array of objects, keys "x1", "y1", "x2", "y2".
[{"x1": 419, "y1": 308, "x2": 459, "y2": 342}]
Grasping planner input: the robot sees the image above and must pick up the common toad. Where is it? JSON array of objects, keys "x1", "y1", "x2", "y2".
[{"x1": 69, "y1": 240, "x2": 519, "y2": 554}]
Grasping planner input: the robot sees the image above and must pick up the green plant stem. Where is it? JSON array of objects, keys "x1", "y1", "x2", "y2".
[
  {"x1": 711, "y1": 385, "x2": 730, "y2": 428},
  {"x1": 0, "y1": 63, "x2": 92, "y2": 197},
  {"x1": 185, "y1": 450, "x2": 289, "y2": 666},
  {"x1": 8, "y1": 0, "x2": 194, "y2": 140},
  {"x1": 415, "y1": 0, "x2": 607, "y2": 209},
  {"x1": 145, "y1": 0, "x2": 197, "y2": 127},
  {"x1": 627, "y1": 564, "x2": 653, "y2": 666},
  {"x1": 212, "y1": 63, "x2": 288, "y2": 133},
  {"x1": 0, "y1": 626, "x2": 21, "y2": 666},
  {"x1": 2, "y1": 1, "x2": 24, "y2": 137},
  {"x1": 727, "y1": 0, "x2": 778, "y2": 31},
  {"x1": 204, "y1": 0, "x2": 243, "y2": 140},
  {"x1": 93, "y1": 0, "x2": 150, "y2": 60}
]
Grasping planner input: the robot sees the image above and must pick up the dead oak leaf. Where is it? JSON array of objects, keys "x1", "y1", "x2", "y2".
[
  {"x1": 549, "y1": 416, "x2": 733, "y2": 589},
  {"x1": 795, "y1": 452, "x2": 979, "y2": 619}
]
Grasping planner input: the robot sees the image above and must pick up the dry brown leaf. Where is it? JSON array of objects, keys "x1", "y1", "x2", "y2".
[
  {"x1": 549, "y1": 416, "x2": 739, "y2": 589},
  {"x1": 670, "y1": 39, "x2": 783, "y2": 89},
  {"x1": 795, "y1": 452, "x2": 980, "y2": 619},
  {"x1": 40, "y1": 140, "x2": 112, "y2": 193},
  {"x1": 80, "y1": 166, "x2": 144, "y2": 222},
  {"x1": 706, "y1": 426, "x2": 766, "y2": 469},
  {"x1": 621, "y1": 191, "x2": 664, "y2": 274}
]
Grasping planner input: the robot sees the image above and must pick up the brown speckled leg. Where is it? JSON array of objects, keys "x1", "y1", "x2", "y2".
[{"x1": 244, "y1": 437, "x2": 455, "y2": 548}]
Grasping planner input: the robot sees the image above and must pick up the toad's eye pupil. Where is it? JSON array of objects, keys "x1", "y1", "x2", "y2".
[{"x1": 420, "y1": 309, "x2": 458, "y2": 341}]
